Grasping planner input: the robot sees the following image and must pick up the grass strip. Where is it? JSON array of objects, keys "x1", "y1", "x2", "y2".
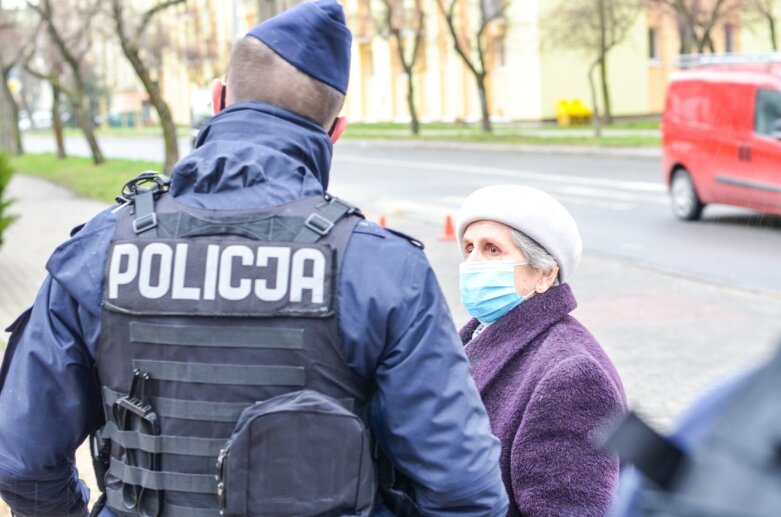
[{"x1": 11, "y1": 153, "x2": 163, "y2": 204}]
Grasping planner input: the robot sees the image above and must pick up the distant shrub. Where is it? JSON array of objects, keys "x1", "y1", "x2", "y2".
[{"x1": 0, "y1": 153, "x2": 17, "y2": 247}]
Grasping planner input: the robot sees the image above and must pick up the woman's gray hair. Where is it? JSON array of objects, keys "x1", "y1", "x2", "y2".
[{"x1": 510, "y1": 228, "x2": 560, "y2": 284}]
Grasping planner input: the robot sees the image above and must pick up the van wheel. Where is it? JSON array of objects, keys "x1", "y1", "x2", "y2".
[{"x1": 670, "y1": 169, "x2": 704, "y2": 221}]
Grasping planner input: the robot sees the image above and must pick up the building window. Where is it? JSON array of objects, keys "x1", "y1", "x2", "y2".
[
  {"x1": 725, "y1": 24, "x2": 735, "y2": 53},
  {"x1": 495, "y1": 37, "x2": 506, "y2": 68},
  {"x1": 648, "y1": 28, "x2": 659, "y2": 61}
]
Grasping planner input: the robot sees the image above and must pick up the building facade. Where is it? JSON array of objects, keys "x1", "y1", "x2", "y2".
[{"x1": 101, "y1": 0, "x2": 761, "y2": 126}]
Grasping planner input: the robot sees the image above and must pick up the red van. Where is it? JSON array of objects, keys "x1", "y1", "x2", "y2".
[{"x1": 662, "y1": 57, "x2": 781, "y2": 220}]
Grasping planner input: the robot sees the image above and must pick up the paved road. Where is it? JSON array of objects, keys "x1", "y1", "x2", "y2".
[
  {"x1": 24, "y1": 134, "x2": 781, "y2": 294},
  {"x1": 333, "y1": 145, "x2": 781, "y2": 296}
]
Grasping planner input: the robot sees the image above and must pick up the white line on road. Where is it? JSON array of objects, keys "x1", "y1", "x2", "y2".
[
  {"x1": 554, "y1": 185, "x2": 669, "y2": 204},
  {"x1": 335, "y1": 154, "x2": 667, "y2": 193},
  {"x1": 373, "y1": 194, "x2": 635, "y2": 222}
]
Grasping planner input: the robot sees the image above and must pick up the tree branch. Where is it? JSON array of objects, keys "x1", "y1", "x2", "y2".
[
  {"x1": 137, "y1": 0, "x2": 186, "y2": 39},
  {"x1": 436, "y1": 0, "x2": 482, "y2": 77},
  {"x1": 23, "y1": 62, "x2": 77, "y2": 99},
  {"x1": 29, "y1": 0, "x2": 85, "y2": 89}
]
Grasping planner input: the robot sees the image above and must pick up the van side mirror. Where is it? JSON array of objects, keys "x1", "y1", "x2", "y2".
[{"x1": 771, "y1": 119, "x2": 781, "y2": 140}]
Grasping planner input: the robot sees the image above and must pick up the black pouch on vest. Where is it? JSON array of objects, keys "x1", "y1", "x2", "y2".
[{"x1": 217, "y1": 389, "x2": 375, "y2": 517}]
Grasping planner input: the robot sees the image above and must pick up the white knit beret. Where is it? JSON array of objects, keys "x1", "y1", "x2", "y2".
[{"x1": 456, "y1": 185, "x2": 583, "y2": 283}]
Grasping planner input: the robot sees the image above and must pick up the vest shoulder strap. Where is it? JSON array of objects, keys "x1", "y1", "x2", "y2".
[{"x1": 294, "y1": 195, "x2": 363, "y2": 243}]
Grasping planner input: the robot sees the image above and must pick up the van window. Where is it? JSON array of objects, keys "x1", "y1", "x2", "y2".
[{"x1": 754, "y1": 89, "x2": 781, "y2": 136}]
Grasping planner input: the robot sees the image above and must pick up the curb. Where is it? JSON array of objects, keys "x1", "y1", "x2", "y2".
[{"x1": 340, "y1": 138, "x2": 662, "y2": 159}]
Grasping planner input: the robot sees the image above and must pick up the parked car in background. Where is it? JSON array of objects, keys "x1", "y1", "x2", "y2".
[
  {"x1": 18, "y1": 110, "x2": 53, "y2": 131},
  {"x1": 663, "y1": 54, "x2": 781, "y2": 220}
]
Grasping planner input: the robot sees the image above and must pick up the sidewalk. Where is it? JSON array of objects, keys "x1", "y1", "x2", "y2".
[
  {"x1": 0, "y1": 175, "x2": 105, "y2": 516},
  {"x1": 0, "y1": 176, "x2": 107, "y2": 328}
]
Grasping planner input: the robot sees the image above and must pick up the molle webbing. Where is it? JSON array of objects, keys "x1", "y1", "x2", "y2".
[{"x1": 97, "y1": 192, "x2": 369, "y2": 516}]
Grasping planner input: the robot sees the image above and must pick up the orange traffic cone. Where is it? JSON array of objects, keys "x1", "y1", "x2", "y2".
[
  {"x1": 439, "y1": 215, "x2": 456, "y2": 242},
  {"x1": 378, "y1": 215, "x2": 387, "y2": 228}
]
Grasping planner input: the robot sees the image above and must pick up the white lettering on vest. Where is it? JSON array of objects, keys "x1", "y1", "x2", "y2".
[
  {"x1": 139, "y1": 243, "x2": 173, "y2": 299},
  {"x1": 203, "y1": 244, "x2": 220, "y2": 301},
  {"x1": 290, "y1": 248, "x2": 325, "y2": 304},
  {"x1": 108, "y1": 243, "x2": 139, "y2": 299},
  {"x1": 219, "y1": 245, "x2": 253, "y2": 300},
  {"x1": 109, "y1": 242, "x2": 328, "y2": 304},
  {"x1": 171, "y1": 243, "x2": 201, "y2": 300},
  {"x1": 255, "y1": 247, "x2": 290, "y2": 301}
]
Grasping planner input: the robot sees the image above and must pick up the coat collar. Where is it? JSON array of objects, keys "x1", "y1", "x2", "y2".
[
  {"x1": 170, "y1": 102, "x2": 332, "y2": 208},
  {"x1": 462, "y1": 284, "x2": 577, "y2": 390}
]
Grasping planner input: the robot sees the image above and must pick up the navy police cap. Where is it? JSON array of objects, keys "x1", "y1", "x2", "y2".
[{"x1": 247, "y1": 0, "x2": 352, "y2": 95}]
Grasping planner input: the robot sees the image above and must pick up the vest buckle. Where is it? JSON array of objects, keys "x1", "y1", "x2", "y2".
[
  {"x1": 305, "y1": 213, "x2": 334, "y2": 236},
  {"x1": 132, "y1": 213, "x2": 158, "y2": 234}
]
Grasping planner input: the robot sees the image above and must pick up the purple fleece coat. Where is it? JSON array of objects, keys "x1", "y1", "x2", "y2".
[{"x1": 460, "y1": 284, "x2": 626, "y2": 517}]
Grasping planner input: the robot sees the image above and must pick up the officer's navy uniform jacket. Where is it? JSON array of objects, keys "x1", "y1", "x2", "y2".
[{"x1": 0, "y1": 103, "x2": 508, "y2": 516}]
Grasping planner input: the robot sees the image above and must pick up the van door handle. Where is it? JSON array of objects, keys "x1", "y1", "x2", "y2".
[{"x1": 738, "y1": 145, "x2": 753, "y2": 162}]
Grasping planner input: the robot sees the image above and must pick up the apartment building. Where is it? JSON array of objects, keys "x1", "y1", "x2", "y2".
[{"x1": 107, "y1": 0, "x2": 754, "y2": 125}]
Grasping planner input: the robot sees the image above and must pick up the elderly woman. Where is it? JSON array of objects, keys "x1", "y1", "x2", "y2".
[{"x1": 456, "y1": 185, "x2": 626, "y2": 516}]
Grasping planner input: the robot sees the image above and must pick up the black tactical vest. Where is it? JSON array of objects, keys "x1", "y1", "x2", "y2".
[{"x1": 95, "y1": 183, "x2": 376, "y2": 517}]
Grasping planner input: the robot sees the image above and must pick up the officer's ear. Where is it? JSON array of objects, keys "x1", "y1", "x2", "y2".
[
  {"x1": 211, "y1": 78, "x2": 226, "y2": 115},
  {"x1": 328, "y1": 116, "x2": 348, "y2": 144}
]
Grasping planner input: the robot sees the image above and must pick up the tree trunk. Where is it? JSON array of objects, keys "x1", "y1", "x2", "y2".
[
  {"x1": 2, "y1": 68, "x2": 23, "y2": 155},
  {"x1": 599, "y1": 57, "x2": 612, "y2": 125},
  {"x1": 596, "y1": 0, "x2": 611, "y2": 125},
  {"x1": 115, "y1": 23, "x2": 179, "y2": 173},
  {"x1": 52, "y1": 84, "x2": 66, "y2": 159},
  {"x1": 476, "y1": 73, "x2": 492, "y2": 133},
  {"x1": 159, "y1": 103, "x2": 179, "y2": 174},
  {"x1": 588, "y1": 61, "x2": 602, "y2": 139},
  {"x1": 677, "y1": 16, "x2": 693, "y2": 55},
  {"x1": 703, "y1": 30, "x2": 715, "y2": 53},
  {"x1": 770, "y1": 15, "x2": 778, "y2": 51},
  {"x1": 405, "y1": 70, "x2": 420, "y2": 135},
  {"x1": 0, "y1": 93, "x2": 13, "y2": 153},
  {"x1": 74, "y1": 99, "x2": 104, "y2": 164}
]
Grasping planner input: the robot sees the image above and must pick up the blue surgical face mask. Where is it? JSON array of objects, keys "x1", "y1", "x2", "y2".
[{"x1": 459, "y1": 260, "x2": 532, "y2": 324}]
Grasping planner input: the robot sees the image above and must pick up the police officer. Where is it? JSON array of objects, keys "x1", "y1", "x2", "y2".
[{"x1": 0, "y1": 1, "x2": 508, "y2": 516}]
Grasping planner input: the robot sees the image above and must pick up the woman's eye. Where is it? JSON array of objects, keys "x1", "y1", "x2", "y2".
[
  {"x1": 488, "y1": 245, "x2": 499, "y2": 254},
  {"x1": 464, "y1": 245, "x2": 473, "y2": 254}
]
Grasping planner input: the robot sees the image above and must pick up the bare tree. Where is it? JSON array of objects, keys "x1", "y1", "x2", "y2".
[
  {"x1": 547, "y1": 0, "x2": 641, "y2": 132},
  {"x1": 28, "y1": 0, "x2": 104, "y2": 164},
  {"x1": 0, "y1": 90, "x2": 13, "y2": 154},
  {"x1": 111, "y1": 0, "x2": 186, "y2": 175},
  {"x1": 0, "y1": 7, "x2": 36, "y2": 155},
  {"x1": 436, "y1": 0, "x2": 508, "y2": 133},
  {"x1": 744, "y1": 0, "x2": 780, "y2": 49},
  {"x1": 24, "y1": 38, "x2": 69, "y2": 160},
  {"x1": 376, "y1": 0, "x2": 425, "y2": 134},
  {"x1": 649, "y1": 0, "x2": 742, "y2": 54}
]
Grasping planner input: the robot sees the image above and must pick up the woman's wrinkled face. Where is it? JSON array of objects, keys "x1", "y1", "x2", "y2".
[{"x1": 462, "y1": 220, "x2": 545, "y2": 297}]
